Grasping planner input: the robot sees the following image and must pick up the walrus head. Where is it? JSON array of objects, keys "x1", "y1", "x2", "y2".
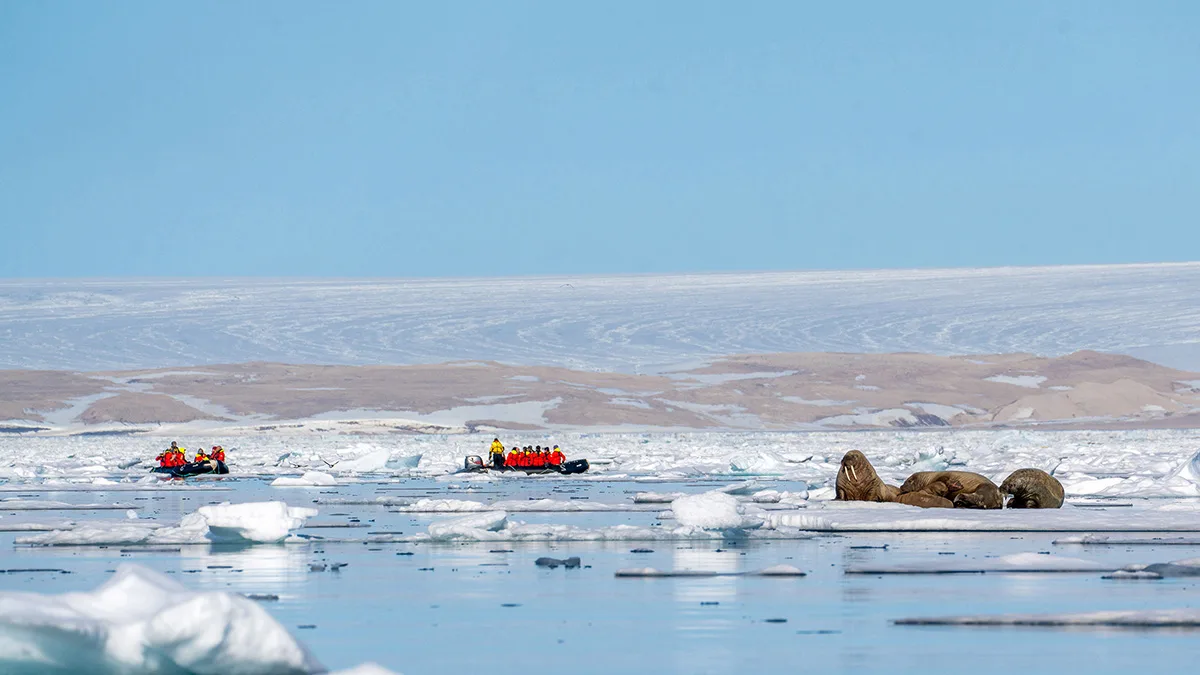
[
  {"x1": 837, "y1": 450, "x2": 898, "y2": 501},
  {"x1": 1000, "y1": 469, "x2": 1065, "y2": 509}
]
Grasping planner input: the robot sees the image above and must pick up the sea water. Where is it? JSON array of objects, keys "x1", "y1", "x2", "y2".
[{"x1": 3, "y1": 474, "x2": 1200, "y2": 674}]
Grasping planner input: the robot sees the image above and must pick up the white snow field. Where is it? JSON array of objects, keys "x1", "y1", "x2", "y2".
[{"x1": 3, "y1": 263, "x2": 1200, "y2": 372}]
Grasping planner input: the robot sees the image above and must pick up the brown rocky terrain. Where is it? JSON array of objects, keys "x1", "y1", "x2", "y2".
[{"x1": 1, "y1": 350, "x2": 1197, "y2": 432}]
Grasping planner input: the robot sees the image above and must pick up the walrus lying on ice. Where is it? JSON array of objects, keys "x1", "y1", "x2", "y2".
[
  {"x1": 1000, "y1": 468, "x2": 1065, "y2": 509},
  {"x1": 900, "y1": 471, "x2": 1003, "y2": 509},
  {"x1": 836, "y1": 450, "x2": 900, "y2": 502},
  {"x1": 894, "y1": 480, "x2": 955, "y2": 509}
]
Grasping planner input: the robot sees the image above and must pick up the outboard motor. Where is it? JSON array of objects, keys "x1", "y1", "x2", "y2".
[{"x1": 464, "y1": 455, "x2": 485, "y2": 471}]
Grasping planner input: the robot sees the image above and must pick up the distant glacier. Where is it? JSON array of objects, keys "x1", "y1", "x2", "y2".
[{"x1": 1, "y1": 263, "x2": 1198, "y2": 372}]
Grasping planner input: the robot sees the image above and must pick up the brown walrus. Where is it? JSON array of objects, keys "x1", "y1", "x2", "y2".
[
  {"x1": 894, "y1": 480, "x2": 955, "y2": 509},
  {"x1": 1000, "y1": 468, "x2": 1065, "y2": 509},
  {"x1": 900, "y1": 471, "x2": 1003, "y2": 509},
  {"x1": 836, "y1": 450, "x2": 900, "y2": 502}
]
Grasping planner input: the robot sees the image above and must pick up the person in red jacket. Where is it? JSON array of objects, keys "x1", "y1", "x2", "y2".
[
  {"x1": 505, "y1": 447, "x2": 519, "y2": 468},
  {"x1": 549, "y1": 446, "x2": 565, "y2": 466},
  {"x1": 211, "y1": 446, "x2": 226, "y2": 462}
]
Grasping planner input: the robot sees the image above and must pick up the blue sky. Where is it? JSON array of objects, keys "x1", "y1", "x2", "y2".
[{"x1": 1, "y1": 1, "x2": 1197, "y2": 277}]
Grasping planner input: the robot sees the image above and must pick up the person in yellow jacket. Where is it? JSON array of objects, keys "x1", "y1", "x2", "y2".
[{"x1": 489, "y1": 438, "x2": 506, "y2": 468}]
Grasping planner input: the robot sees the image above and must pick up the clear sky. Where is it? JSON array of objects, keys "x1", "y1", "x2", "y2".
[{"x1": 1, "y1": 1, "x2": 1197, "y2": 277}]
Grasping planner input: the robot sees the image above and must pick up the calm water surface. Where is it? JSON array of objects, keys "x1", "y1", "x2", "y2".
[{"x1": 2, "y1": 477, "x2": 1198, "y2": 674}]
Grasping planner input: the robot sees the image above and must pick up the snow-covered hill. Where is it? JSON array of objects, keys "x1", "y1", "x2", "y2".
[{"x1": 2, "y1": 263, "x2": 1198, "y2": 372}]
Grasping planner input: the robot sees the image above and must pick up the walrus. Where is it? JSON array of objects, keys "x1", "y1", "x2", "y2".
[
  {"x1": 900, "y1": 471, "x2": 1003, "y2": 510},
  {"x1": 894, "y1": 479, "x2": 955, "y2": 509},
  {"x1": 836, "y1": 450, "x2": 900, "y2": 502},
  {"x1": 1000, "y1": 468, "x2": 1065, "y2": 509}
]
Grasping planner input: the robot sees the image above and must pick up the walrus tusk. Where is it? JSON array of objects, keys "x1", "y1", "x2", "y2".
[{"x1": 848, "y1": 465, "x2": 858, "y2": 482}]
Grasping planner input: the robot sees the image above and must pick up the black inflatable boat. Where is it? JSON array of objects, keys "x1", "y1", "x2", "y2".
[
  {"x1": 151, "y1": 460, "x2": 229, "y2": 478},
  {"x1": 461, "y1": 455, "x2": 589, "y2": 475}
]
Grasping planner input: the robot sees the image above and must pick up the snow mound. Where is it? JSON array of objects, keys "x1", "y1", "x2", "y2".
[
  {"x1": 271, "y1": 472, "x2": 338, "y2": 487},
  {"x1": 670, "y1": 492, "x2": 762, "y2": 530},
  {"x1": 199, "y1": 502, "x2": 318, "y2": 543},
  {"x1": 0, "y1": 564, "x2": 322, "y2": 674}
]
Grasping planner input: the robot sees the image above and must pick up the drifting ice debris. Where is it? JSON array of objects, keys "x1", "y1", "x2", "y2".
[
  {"x1": 329, "y1": 664, "x2": 402, "y2": 675},
  {"x1": 846, "y1": 552, "x2": 1113, "y2": 575},
  {"x1": 894, "y1": 609, "x2": 1200, "y2": 627},
  {"x1": 200, "y1": 501, "x2": 319, "y2": 543},
  {"x1": 615, "y1": 566, "x2": 806, "y2": 578},
  {"x1": 271, "y1": 471, "x2": 338, "y2": 487},
  {"x1": 535, "y1": 557, "x2": 582, "y2": 569},
  {"x1": 671, "y1": 492, "x2": 764, "y2": 530},
  {"x1": 0, "y1": 564, "x2": 323, "y2": 674}
]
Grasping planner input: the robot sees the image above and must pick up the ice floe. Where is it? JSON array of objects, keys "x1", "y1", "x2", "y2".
[
  {"x1": 16, "y1": 501, "x2": 317, "y2": 546},
  {"x1": 846, "y1": 552, "x2": 1114, "y2": 574},
  {"x1": 671, "y1": 492, "x2": 763, "y2": 530},
  {"x1": 0, "y1": 564, "x2": 323, "y2": 674},
  {"x1": 383, "y1": 510, "x2": 814, "y2": 543},
  {"x1": 765, "y1": 501, "x2": 1200, "y2": 532},
  {"x1": 271, "y1": 471, "x2": 338, "y2": 487},
  {"x1": 894, "y1": 609, "x2": 1200, "y2": 627}
]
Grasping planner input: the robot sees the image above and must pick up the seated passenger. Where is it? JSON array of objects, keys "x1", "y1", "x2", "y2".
[
  {"x1": 549, "y1": 446, "x2": 565, "y2": 466},
  {"x1": 211, "y1": 446, "x2": 226, "y2": 462},
  {"x1": 194, "y1": 449, "x2": 210, "y2": 463},
  {"x1": 506, "y1": 448, "x2": 519, "y2": 467}
]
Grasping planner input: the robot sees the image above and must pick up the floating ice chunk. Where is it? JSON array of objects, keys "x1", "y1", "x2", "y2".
[
  {"x1": 718, "y1": 480, "x2": 763, "y2": 496},
  {"x1": 199, "y1": 502, "x2": 318, "y2": 544},
  {"x1": 270, "y1": 471, "x2": 338, "y2": 487},
  {"x1": 0, "y1": 564, "x2": 323, "y2": 674},
  {"x1": 757, "y1": 565, "x2": 807, "y2": 576},
  {"x1": 894, "y1": 609, "x2": 1200, "y2": 627},
  {"x1": 396, "y1": 498, "x2": 646, "y2": 513},
  {"x1": 671, "y1": 492, "x2": 762, "y2": 530},
  {"x1": 847, "y1": 552, "x2": 1113, "y2": 574},
  {"x1": 806, "y1": 487, "x2": 836, "y2": 501},
  {"x1": 334, "y1": 450, "x2": 390, "y2": 473},
  {"x1": 329, "y1": 664, "x2": 403, "y2": 675},
  {"x1": 633, "y1": 492, "x2": 685, "y2": 504},
  {"x1": 427, "y1": 511, "x2": 509, "y2": 540},
  {"x1": 403, "y1": 513, "x2": 814, "y2": 543}
]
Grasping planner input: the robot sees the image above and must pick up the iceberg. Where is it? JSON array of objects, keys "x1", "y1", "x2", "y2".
[
  {"x1": 199, "y1": 502, "x2": 318, "y2": 544},
  {"x1": 0, "y1": 564, "x2": 323, "y2": 674}
]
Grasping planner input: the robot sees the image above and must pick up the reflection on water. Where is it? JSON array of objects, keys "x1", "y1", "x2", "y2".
[{"x1": 178, "y1": 543, "x2": 313, "y2": 592}]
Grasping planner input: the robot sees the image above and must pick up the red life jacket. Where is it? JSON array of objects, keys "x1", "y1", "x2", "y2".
[
  {"x1": 212, "y1": 448, "x2": 225, "y2": 462},
  {"x1": 549, "y1": 451, "x2": 564, "y2": 465}
]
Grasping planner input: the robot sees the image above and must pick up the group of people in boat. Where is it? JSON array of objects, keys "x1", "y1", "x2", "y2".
[
  {"x1": 156, "y1": 441, "x2": 227, "y2": 468},
  {"x1": 489, "y1": 438, "x2": 566, "y2": 470}
]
